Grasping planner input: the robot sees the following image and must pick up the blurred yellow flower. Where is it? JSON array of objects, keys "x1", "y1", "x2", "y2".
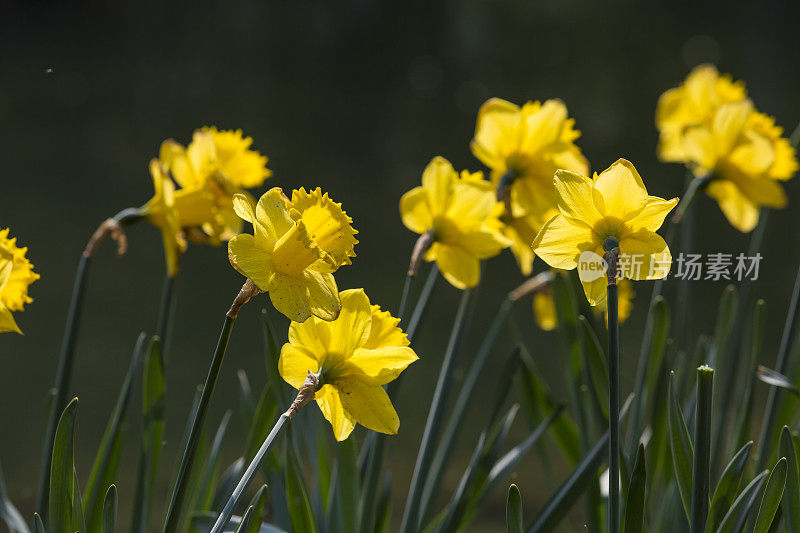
[
  {"x1": 228, "y1": 187, "x2": 357, "y2": 322},
  {"x1": 278, "y1": 289, "x2": 418, "y2": 441},
  {"x1": 532, "y1": 279, "x2": 634, "y2": 331},
  {"x1": 532, "y1": 159, "x2": 677, "y2": 306},
  {"x1": 399, "y1": 156, "x2": 511, "y2": 289},
  {"x1": 471, "y1": 97, "x2": 589, "y2": 218},
  {"x1": 0, "y1": 228, "x2": 39, "y2": 334},
  {"x1": 142, "y1": 127, "x2": 271, "y2": 276},
  {"x1": 657, "y1": 65, "x2": 798, "y2": 232},
  {"x1": 488, "y1": 203, "x2": 556, "y2": 276}
]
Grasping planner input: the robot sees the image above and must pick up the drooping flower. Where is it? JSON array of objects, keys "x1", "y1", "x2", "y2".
[
  {"x1": 471, "y1": 97, "x2": 589, "y2": 219},
  {"x1": 0, "y1": 228, "x2": 39, "y2": 334},
  {"x1": 141, "y1": 127, "x2": 271, "y2": 276},
  {"x1": 656, "y1": 66, "x2": 797, "y2": 232},
  {"x1": 278, "y1": 289, "x2": 418, "y2": 441},
  {"x1": 532, "y1": 159, "x2": 678, "y2": 306},
  {"x1": 228, "y1": 187, "x2": 357, "y2": 322},
  {"x1": 399, "y1": 156, "x2": 511, "y2": 289}
]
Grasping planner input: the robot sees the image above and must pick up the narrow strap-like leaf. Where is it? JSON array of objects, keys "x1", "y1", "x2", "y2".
[
  {"x1": 234, "y1": 506, "x2": 254, "y2": 533},
  {"x1": 668, "y1": 371, "x2": 694, "y2": 522},
  {"x1": 706, "y1": 441, "x2": 753, "y2": 531},
  {"x1": 49, "y1": 397, "x2": 78, "y2": 533},
  {"x1": 506, "y1": 485, "x2": 523, "y2": 533},
  {"x1": 716, "y1": 470, "x2": 768, "y2": 533},
  {"x1": 753, "y1": 458, "x2": 788, "y2": 533},
  {"x1": 103, "y1": 485, "x2": 117, "y2": 533},
  {"x1": 779, "y1": 426, "x2": 800, "y2": 532},
  {"x1": 245, "y1": 485, "x2": 269, "y2": 533},
  {"x1": 624, "y1": 444, "x2": 646, "y2": 533}
]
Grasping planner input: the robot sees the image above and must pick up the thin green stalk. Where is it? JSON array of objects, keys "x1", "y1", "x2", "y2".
[
  {"x1": 397, "y1": 273, "x2": 414, "y2": 323},
  {"x1": 162, "y1": 315, "x2": 237, "y2": 532},
  {"x1": 399, "y1": 288, "x2": 474, "y2": 533},
  {"x1": 156, "y1": 274, "x2": 177, "y2": 351},
  {"x1": 757, "y1": 260, "x2": 800, "y2": 470},
  {"x1": 607, "y1": 280, "x2": 620, "y2": 533},
  {"x1": 691, "y1": 366, "x2": 714, "y2": 532},
  {"x1": 677, "y1": 171, "x2": 696, "y2": 351},
  {"x1": 35, "y1": 207, "x2": 142, "y2": 518},
  {"x1": 211, "y1": 415, "x2": 289, "y2": 533},
  {"x1": 672, "y1": 175, "x2": 712, "y2": 224}
]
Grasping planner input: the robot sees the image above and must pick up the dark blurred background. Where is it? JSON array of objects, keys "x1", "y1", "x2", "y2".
[{"x1": 2, "y1": 1, "x2": 800, "y2": 531}]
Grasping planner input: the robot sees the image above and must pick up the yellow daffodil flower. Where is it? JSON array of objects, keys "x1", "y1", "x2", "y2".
[
  {"x1": 657, "y1": 65, "x2": 798, "y2": 232},
  {"x1": 656, "y1": 64, "x2": 747, "y2": 163},
  {"x1": 0, "y1": 228, "x2": 39, "y2": 334},
  {"x1": 488, "y1": 203, "x2": 557, "y2": 276},
  {"x1": 399, "y1": 156, "x2": 511, "y2": 289},
  {"x1": 141, "y1": 127, "x2": 271, "y2": 276},
  {"x1": 532, "y1": 159, "x2": 678, "y2": 306},
  {"x1": 471, "y1": 97, "x2": 589, "y2": 218},
  {"x1": 278, "y1": 288, "x2": 418, "y2": 441},
  {"x1": 228, "y1": 187, "x2": 357, "y2": 322}
]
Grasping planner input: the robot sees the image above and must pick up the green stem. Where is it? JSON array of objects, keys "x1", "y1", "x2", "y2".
[
  {"x1": 35, "y1": 207, "x2": 142, "y2": 518},
  {"x1": 399, "y1": 288, "x2": 474, "y2": 533},
  {"x1": 396, "y1": 273, "x2": 414, "y2": 323},
  {"x1": 210, "y1": 414, "x2": 290, "y2": 533},
  {"x1": 156, "y1": 274, "x2": 177, "y2": 352},
  {"x1": 756, "y1": 260, "x2": 800, "y2": 470},
  {"x1": 672, "y1": 175, "x2": 712, "y2": 224},
  {"x1": 691, "y1": 366, "x2": 714, "y2": 532},
  {"x1": 607, "y1": 281, "x2": 620, "y2": 533},
  {"x1": 162, "y1": 314, "x2": 236, "y2": 532}
]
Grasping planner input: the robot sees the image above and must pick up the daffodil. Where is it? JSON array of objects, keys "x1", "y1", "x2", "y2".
[
  {"x1": 597, "y1": 278, "x2": 634, "y2": 324},
  {"x1": 657, "y1": 65, "x2": 798, "y2": 232},
  {"x1": 488, "y1": 203, "x2": 556, "y2": 276},
  {"x1": 228, "y1": 187, "x2": 357, "y2": 322},
  {"x1": 471, "y1": 97, "x2": 589, "y2": 219},
  {"x1": 399, "y1": 156, "x2": 511, "y2": 289},
  {"x1": 141, "y1": 127, "x2": 271, "y2": 276},
  {"x1": 533, "y1": 288, "x2": 557, "y2": 331},
  {"x1": 532, "y1": 159, "x2": 678, "y2": 306},
  {"x1": 0, "y1": 228, "x2": 39, "y2": 334},
  {"x1": 278, "y1": 288, "x2": 418, "y2": 441}
]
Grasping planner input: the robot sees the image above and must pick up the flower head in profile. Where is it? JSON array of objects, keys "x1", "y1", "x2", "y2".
[
  {"x1": 657, "y1": 66, "x2": 798, "y2": 232},
  {"x1": 399, "y1": 156, "x2": 510, "y2": 289},
  {"x1": 532, "y1": 159, "x2": 678, "y2": 306},
  {"x1": 228, "y1": 187, "x2": 358, "y2": 322},
  {"x1": 278, "y1": 289, "x2": 418, "y2": 441},
  {"x1": 0, "y1": 228, "x2": 39, "y2": 334},
  {"x1": 471, "y1": 97, "x2": 588, "y2": 218},
  {"x1": 141, "y1": 127, "x2": 271, "y2": 276}
]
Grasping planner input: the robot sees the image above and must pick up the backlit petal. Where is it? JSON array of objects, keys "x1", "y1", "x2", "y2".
[
  {"x1": 334, "y1": 377, "x2": 400, "y2": 436},
  {"x1": 592, "y1": 159, "x2": 649, "y2": 220},
  {"x1": 471, "y1": 97, "x2": 521, "y2": 169},
  {"x1": 0, "y1": 304, "x2": 21, "y2": 334},
  {"x1": 457, "y1": 228, "x2": 510, "y2": 260},
  {"x1": 705, "y1": 180, "x2": 760, "y2": 232},
  {"x1": 421, "y1": 157, "x2": 456, "y2": 216},
  {"x1": 255, "y1": 188, "x2": 295, "y2": 243},
  {"x1": 325, "y1": 289, "x2": 372, "y2": 368},
  {"x1": 271, "y1": 221, "x2": 323, "y2": 276},
  {"x1": 626, "y1": 196, "x2": 679, "y2": 234},
  {"x1": 278, "y1": 345, "x2": 321, "y2": 389},
  {"x1": 291, "y1": 187, "x2": 358, "y2": 268},
  {"x1": 316, "y1": 385, "x2": 357, "y2": 441},
  {"x1": 619, "y1": 230, "x2": 671, "y2": 280},
  {"x1": 554, "y1": 169, "x2": 602, "y2": 225},
  {"x1": 433, "y1": 243, "x2": 481, "y2": 289},
  {"x1": 399, "y1": 186, "x2": 433, "y2": 234},
  {"x1": 446, "y1": 179, "x2": 496, "y2": 231},
  {"x1": 532, "y1": 214, "x2": 597, "y2": 270},
  {"x1": 581, "y1": 277, "x2": 608, "y2": 307},
  {"x1": 363, "y1": 306, "x2": 408, "y2": 350},
  {"x1": 340, "y1": 346, "x2": 418, "y2": 385},
  {"x1": 228, "y1": 234, "x2": 274, "y2": 291}
]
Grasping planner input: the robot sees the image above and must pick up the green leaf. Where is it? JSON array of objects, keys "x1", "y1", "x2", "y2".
[
  {"x1": 245, "y1": 386, "x2": 279, "y2": 464},
  {"x1": 756, "y1": 366, "x2": 800, "y2": 395},
  {"x1": 235, "y1": 506, "x2": 254, "y2": 533},
  {"x1": 211, "y1": 458, "x2": 245, "y2": 513},
  {"x1": 506, "y1": 485, "x2": 523, "y2": 533},
  {"x1": 326, "y1": 437, "x2": 359, "y2": 533},
  {"x1": 578, "y1": 315, "x2": 609, "y2": 421},
  {"x1": 49, "y1": 397, "x2": 78, "y2": 533},
  {"x1": 526, "y1": 394, "x2": 633, "y2": 532},
  {"x1": 72, "y1": 469, "x2": 85, "y2": 532},
  {"x1": 624, "y1": 444, "x2": 646, "y2": 533},
  {"x1": 779, "y1": 426, "x2": 800, "y2": 533},
  {"x1": 374, "y1": 474, "x2": 392, "y2": 533},
  {"x1": 668, "y1": 372, "x2": 693, "y2": 522},
  {"x1": 246, "y1": 485, "x2": 269, "y2": 533},
  {"x1": 33, "y1": 513, "x2": 44, "y2": 533},
  {"x1": 84, "y1": 333, "x2": 146, "y2": 532},
  {"x1": 131, "y1": 336, "x2": 166, "y2": 533},
  {"x1": 707, "y1": 441, "x2": 753, "y2": 531},
  {"x1": 261, "y1": 309, "x2": 289, "y2": 409},
  {"x1": 103, "y1": 485, "x2": 117, "y2": 533},
  {"x1": 438, "y1": 432, "x2": 487, "y2": 532},
  {"x1": 190, "y1": 511, "x2": 286, "y2": 533},
  {"x1": 753, "y1": 458, "x2": 788, "y2": 533},
  {"x1": 716, "y1": 470, "x2": 768, "y2": 533},
  {"x1": 194, "y1": 411, "x2": 234, "y2": 511},
  {"x1": 237, "y1": 369, "x2": 256, "y2": 424},
  {"x1": 284, "y1": 432, "x2": 317, "y2": 533}
]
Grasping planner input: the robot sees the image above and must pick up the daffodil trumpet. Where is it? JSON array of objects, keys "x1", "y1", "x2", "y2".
[
  {"x1": 211, "y1": 371, "x2": 321, "y2": 533},
  {"x1": 35, "y1": 206, "x2": 141, "y2": 518}
]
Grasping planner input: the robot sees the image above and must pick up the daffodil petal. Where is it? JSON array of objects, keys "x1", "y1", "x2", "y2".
[
  {"x1": 334, "y1": 377, "x2": 400, "y2": 436},
  {"x1": 705, "y1": 180, "x2": 760, "y2": 232},
  {"x1": 316, "y1": 384, "x2": 357, "y2": 442},
  {"x1": 228, "y1": 234, "x2": 274, "y2": 291},
  {"x1": 340, "y1": 346, "x2": 418, "y2": 386},
  {"x1": 592, "y1": 159, "x2": 649, "y2": 220},
  {"x1": 326, "y1": 289, "x2": 372, "y2": 362},
  {"x1": 271, "y1": 221, "x2": 322, "y2": 276},
  {"x1": 363, "y1": 306, "x2": 408, "y2": 350},
  {"x1": 421, "y1": 157, "x2": 456, "y2": 216},
  {"x1": 682, "y1": 126, "x2": 718, "y2": 172},
  {"x1": 232, "y1": 193, "x2": 256, "y2": 224},
  {"x1": 0, "y1": 303, "x2": 21, "y2": 334},
  {"x1": 303, "y1": 269, "x2": 341, "y2": 321},
  {"x1": 268, "y1": 269, "x2": 340, "y2": 323},
  {"x1": 291, "y1": 187, "x2": 358, "y2": 268},
  {"x1": 255, "y1": 188, "x2": 295, "y2": 243},
  {"x1": 471, "y1": 97, "x2": 521, "y2": 169},
  {"x1": 278, "y1": 344, "x2": 321, "y2": 389},
  {"x1": 288, "y1": 318, "x2": 328, "y2": 360},
  {"x1": 521, "y1": 99, "x2": 567, "y2": 153},
  {"x1": 554, "y1": 169, "x2": 602, "y2": 225},
  {"x1": 532, "y1": 214, "x2": 597, "y2": 270},
  {"x1": 712, "y1": 100, "x2": 752, "y2": 155},
  {"x1": 446, "y1": 180, "x2": 496, "y2": 231},
  {"x1": 457, "y1": 228, "x2": 510, "y2": 260},
  {"x1": 399, "y1": 186, "x2": 433, "y2": 234},
  {"x1": 619, "y1": 229, "x2": 671, "y2": 280},
  {"x1": 533, "y1": 291, "x2": 557, "y2": 331},
  {"x1": 626, "y1": 196, "x2": 679, "y2": 234},
  {"x1": 433, "y1": 243, "x2": 481, "y2": 289},
  {"x1": 581, "y1": 277, "x2": 608, "y2": 307}
]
